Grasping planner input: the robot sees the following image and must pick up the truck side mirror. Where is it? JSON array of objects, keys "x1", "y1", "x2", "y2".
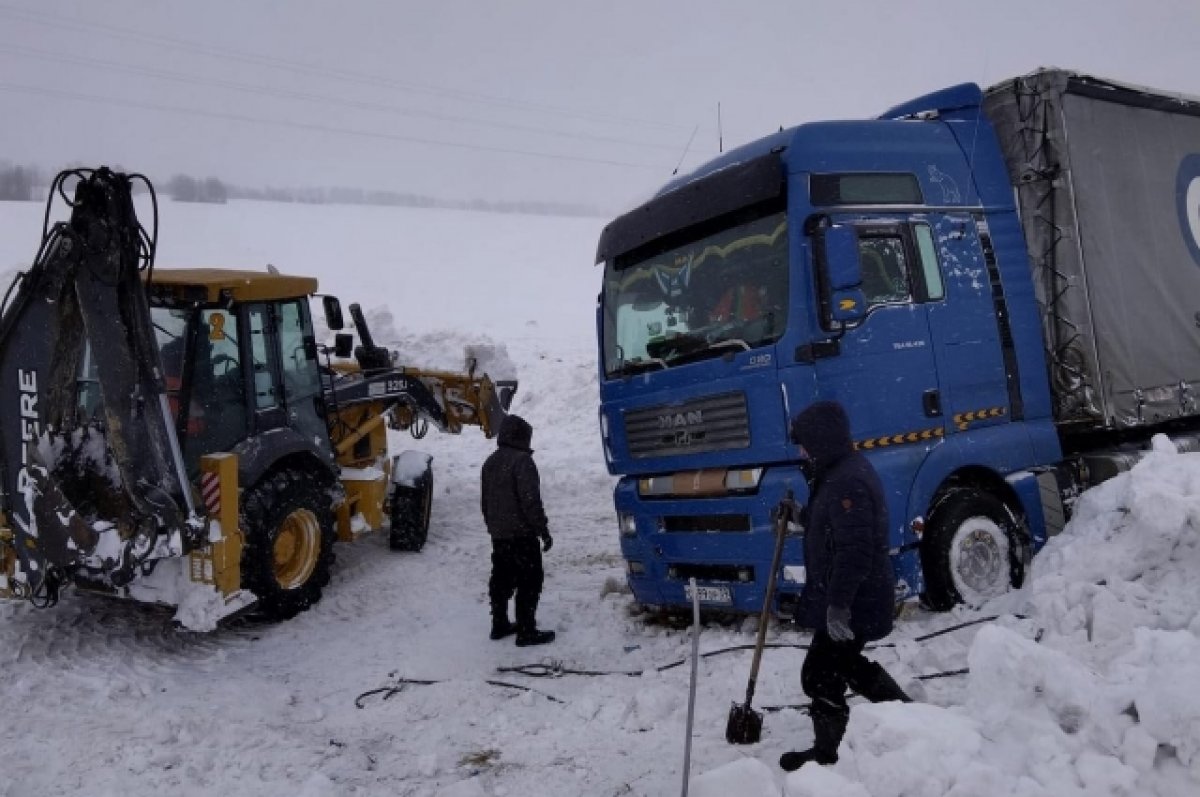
[
  {"x1": 334, "y1": 333, "x2": 354, "y2": 358},
  {"x1": 818, "y1": 224, "x2": 867, "y2": 326},
  {"x1": 823, "y1": 224, "x2": 862, "y2": 291},
  {"x1": 322, "y1": 296, "x2": 345, "y2": 330}
]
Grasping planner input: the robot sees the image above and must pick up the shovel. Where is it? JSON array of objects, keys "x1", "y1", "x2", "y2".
[{"x1": 726, "y1": 490, "x2": 793, "y2": 745}]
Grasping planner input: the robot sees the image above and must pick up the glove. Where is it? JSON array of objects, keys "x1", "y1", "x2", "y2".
[
  {"x1": 541, "y1": 534, "x2": 553, "y2": 553},
  {"x1": 826, "y1": 605, "x2": 854, "y2": 642}
]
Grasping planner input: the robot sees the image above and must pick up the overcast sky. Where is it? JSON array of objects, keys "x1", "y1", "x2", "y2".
[{"x1": 2, "y1": 0, "x2": 1198, "y2": 212}]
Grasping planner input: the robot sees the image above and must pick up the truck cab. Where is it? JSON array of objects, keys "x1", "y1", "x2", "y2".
[{"x1": 596, "y1": 84, "x2": 1062, "y2": 615}]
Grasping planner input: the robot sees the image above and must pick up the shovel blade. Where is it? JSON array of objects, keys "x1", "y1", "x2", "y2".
[{"x1": 725, "y1": 701, "x2": 763, "y2": 745}]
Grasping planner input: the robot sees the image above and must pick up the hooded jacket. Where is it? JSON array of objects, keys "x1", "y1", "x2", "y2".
[
  {"x1": 481, "y1": 415, "x2": 550, "y2": 541},
  {"x1": 790, "y1": 401, "x2": 895, "y2": 641}
]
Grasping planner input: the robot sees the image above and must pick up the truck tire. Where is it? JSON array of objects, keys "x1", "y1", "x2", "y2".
[
  {"x1": 240, "y1": 468, "x2": 337, "y2": 620},
  {"x1": 389, "y1": 469, "x2": 433, "y2": 552},
  {"x1": 920, "y1": 488, "x2": 1026, "y2": 611}
]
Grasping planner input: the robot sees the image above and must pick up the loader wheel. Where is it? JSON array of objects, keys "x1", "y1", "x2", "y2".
[
  {"x1": 241, "y1": 468, "x2": 336, "y2": 620},
  {"x1": 920, "y1": 488, "x2": 1027, "y2": 611},
  {"x1": 389, "y1": 469, "x2": 433, "y2": 552}
]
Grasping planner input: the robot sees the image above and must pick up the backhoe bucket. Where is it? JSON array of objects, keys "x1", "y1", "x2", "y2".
[{"x1": 0, "y1": 169, "x2": 197, "y2": 602}]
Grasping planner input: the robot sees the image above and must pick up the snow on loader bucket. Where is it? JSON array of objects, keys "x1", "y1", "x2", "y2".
[{"x1": 0, "y1": 168, "x2": 200, "y2": 606}]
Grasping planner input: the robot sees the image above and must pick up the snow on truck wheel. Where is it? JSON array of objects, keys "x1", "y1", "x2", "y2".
[
  {"x1": 240, "y1": 468, "x2": 337, "y2": 620},
  {"x1": 921, "y1": 487, "x2": 1028, "y2": 611}
]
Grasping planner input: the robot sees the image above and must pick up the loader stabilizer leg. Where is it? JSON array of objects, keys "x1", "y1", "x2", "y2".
[{"x1": 0, "y1": 168, "x2": 197, "y2": 600}]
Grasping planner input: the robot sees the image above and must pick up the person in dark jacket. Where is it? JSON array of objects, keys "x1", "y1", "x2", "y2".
[
  {"x1": 481, "y1": 414, "x2": 555, "y2": 647},
  {"x1": 780, "y1": 400, "x2": 911, "y2": 772}
]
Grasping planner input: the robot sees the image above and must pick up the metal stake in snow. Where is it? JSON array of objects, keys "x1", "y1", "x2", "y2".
[{"x1": 681, "y1": 577, "x2": 701, "y2": 797}]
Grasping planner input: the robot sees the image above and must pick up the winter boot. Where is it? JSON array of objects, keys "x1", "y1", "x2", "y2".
[
  {"x1": 851, "y1": 662, "x2": 912, "y2": 703},
  {"x1": 515, "y1": 628, "x2": 556, "y2": 647},
  {"x1": 779, "y1": 701, "x2": 849, "y2": 772},
  {"x1": 489, "y1": 601, "x2": 515, "y2": 641},
  {"x1": 514, "y1": 594, "x2": 555, "y2": 647}
]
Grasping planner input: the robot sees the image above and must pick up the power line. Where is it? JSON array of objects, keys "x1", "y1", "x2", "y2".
[
  {"x1": 0, "y1": 42, "x2": 691, "y2": 155},
  {"x1": 0, "y1": 81, "x2": 665, "y2": 171},
  {"x1": 0, "y1": 2, "x2": 688, "y2": 134}
]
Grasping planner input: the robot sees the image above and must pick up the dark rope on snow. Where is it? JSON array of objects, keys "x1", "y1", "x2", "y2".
[
  {"x1": 499, "y1": 614, "x2": 1030, "y2": 682},
  {"x1": 354, "y1": 676, "x2": 564, "y2": 709}
]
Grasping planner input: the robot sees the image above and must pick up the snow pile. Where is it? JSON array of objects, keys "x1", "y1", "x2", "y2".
[{"x1": 782, "y1": 438, "x2": 1200, "y2": 796}]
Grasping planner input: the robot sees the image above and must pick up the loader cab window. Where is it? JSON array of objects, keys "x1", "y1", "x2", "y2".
[
  {"x1": 277, "y1": 300, "x2": 320, "y2": 404},
  {"x1": 276, "y1": 299, "x2": 329, "y2": 448},
  {"x1": 185, "y1": 309, "x2": 247, "y2": 472},
  {"x1": 247, "y1": 306, "x2": 280, "y2": 411}
]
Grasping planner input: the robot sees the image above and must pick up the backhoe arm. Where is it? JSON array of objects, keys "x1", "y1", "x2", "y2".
[{"x1": 0, "y1": 168, "x2": 196, "y2": 604}]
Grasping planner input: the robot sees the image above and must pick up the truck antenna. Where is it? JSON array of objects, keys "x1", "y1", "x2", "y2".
[
  {"x1": 672, "y1": 124, "x2": 700, "y2": 175},
  {"x1": 718, "y1": 102, "x2": 724, "y2": 153}
]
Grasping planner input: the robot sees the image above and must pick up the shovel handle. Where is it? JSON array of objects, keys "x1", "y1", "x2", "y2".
[{"x1": 743, "y1": 490, "x2": 793, "y2": 704}]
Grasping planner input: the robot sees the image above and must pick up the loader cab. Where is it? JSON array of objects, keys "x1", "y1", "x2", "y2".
[{"x1": 113, "y1": 269, "x2": 331, "y2": 476}]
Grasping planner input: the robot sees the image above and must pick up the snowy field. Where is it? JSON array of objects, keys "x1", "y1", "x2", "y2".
[{"x1": 2, "y1": 197, "x2": 1199, "y2": 797}]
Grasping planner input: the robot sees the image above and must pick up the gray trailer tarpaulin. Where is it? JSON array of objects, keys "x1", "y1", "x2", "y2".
[{"x1": 985, "y1": 69, "x2": 1200, "y2": 431}]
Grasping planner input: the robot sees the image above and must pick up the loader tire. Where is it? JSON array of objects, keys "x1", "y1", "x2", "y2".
[
  {"x1": 389, "y1": 469, "x2": 433, "y2": 552},
  {"x1": 920, "y1": 488, "x2": 1026, "y2": 611},
  {"x1": 241, "y1": 468, "x2": 337, "y2": 620}
]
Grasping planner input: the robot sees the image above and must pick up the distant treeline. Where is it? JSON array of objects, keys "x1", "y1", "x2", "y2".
[{"x1": 0, "y1": 161, "x2": 605, "y2": 218}]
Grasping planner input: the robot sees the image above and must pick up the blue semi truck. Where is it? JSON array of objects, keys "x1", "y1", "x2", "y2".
[{"x1": 594, "y1": 68, "x2": 1200, "y2": 615}]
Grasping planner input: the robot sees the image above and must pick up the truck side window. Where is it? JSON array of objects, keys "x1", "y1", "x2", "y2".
[
  {"x1": 913, "y1": 224, "x2": 945, "y2": 301},
  {"x1": 859, "y1": 235, "x2": 910, "y2": 306}
]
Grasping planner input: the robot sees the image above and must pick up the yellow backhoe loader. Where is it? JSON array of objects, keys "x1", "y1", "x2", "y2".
[{"x1": 0, "y1": 168, "x2": 513, "y2": 627}]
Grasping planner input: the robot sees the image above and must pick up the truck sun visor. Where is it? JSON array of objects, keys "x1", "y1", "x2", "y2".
[{"x1": 595, "y1": 153, "x2": 785, "y2": 264}]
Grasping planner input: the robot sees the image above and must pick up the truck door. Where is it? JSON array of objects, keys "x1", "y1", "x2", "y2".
[
  {"x1": 814, "y1": 218, "x2": 945, "y2": 449},
  {"x1": 922, "y1": 214, "x2": 1014, "y2": 433}
]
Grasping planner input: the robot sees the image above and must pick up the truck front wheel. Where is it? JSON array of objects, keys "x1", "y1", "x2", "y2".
[
  {"x1": 241, "y1": 468, "x2": 337, "y2": 620},
  {"x1": 921, "y1": 488, "x2": 1026, "y2": 611}
]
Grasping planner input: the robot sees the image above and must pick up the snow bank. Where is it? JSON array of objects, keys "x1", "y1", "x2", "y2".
[{"x1": 783, "y1": 439, "x2": 1200, "y2": 796}]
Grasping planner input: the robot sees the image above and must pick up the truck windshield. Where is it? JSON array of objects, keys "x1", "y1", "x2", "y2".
[{"x1": 602, "y1": 211, "x2": 788, "y2": 377}]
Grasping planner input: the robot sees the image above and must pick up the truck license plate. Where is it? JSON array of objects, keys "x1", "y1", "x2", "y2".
[{"x1": 685, "y1": 584, "x2": 732, "y2": 605}]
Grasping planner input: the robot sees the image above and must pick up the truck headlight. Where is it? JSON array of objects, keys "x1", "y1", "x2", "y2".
[
  {"x1": 724, "y1": 468, "x2": 763, "y2": 492},
  {"x1": 618, "y1": 513, "x2": 637, "y2": 536}
]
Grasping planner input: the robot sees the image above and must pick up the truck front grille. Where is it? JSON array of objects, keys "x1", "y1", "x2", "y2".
[{"x1": 624, "y1": 392, "x2": 750, "y2": 459}]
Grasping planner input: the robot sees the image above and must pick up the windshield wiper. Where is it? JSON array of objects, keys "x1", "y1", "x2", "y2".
[
  {"x1": 666, "y1": 337, "x2": 752, "y2": 366},
  {"x1": 611, "y1": 356, "x2": 668, "y2": 378}
]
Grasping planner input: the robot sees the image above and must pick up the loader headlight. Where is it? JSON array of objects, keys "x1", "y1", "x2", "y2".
[{"x1": 618, "y1": 512, "x2": 638, "y2": 536}]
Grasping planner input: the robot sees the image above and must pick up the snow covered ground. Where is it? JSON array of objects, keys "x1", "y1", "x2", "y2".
[{"x1": 2, "y1": 197, "x2": 1199, "y2": 796}]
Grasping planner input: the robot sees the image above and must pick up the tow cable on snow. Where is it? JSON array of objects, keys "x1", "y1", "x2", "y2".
[
  {"x1": 497, "y1": 613, "x2": 1029, "y2": 682},
  {"x1": 353, "y1": 614, "x2": 1031, "y2": 710},
  {"x1": 354, "y1": 677, "x2": 565, "y2": 709}
]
